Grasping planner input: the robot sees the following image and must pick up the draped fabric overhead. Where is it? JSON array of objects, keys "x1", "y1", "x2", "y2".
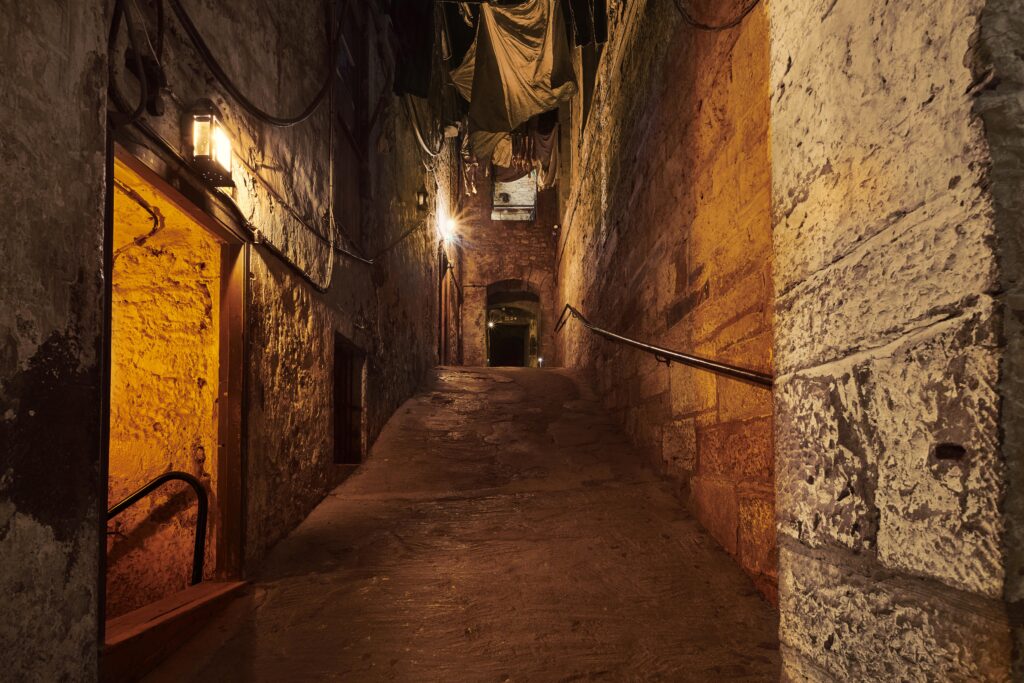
[
  {"x1": 451, "y1": 0, "x2": 577, "y2": 134},
  {"x1": 490, "y1": 112, "x2": 560, "y2": 189}
]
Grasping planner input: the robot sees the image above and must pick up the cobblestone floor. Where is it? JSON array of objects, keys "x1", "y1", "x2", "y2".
[{"x1": 149, "y1": 368, "x2": 779, "y2": 682}]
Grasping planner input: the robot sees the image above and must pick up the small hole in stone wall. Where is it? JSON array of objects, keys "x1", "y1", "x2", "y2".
[{"x1": 932, "y1": 442, "x2": 967, "y2": 462}]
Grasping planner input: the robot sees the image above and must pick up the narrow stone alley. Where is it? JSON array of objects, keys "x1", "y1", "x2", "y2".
[{"x1": 148, "y1": 368, "x2": 779, "y2": 681}]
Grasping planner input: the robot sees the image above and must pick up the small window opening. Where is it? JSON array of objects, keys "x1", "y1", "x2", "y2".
[{"x1": 492, "y1": 171, "x2": 538, "y2": 221}]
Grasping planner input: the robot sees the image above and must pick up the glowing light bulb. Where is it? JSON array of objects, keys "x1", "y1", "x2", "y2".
[
  {"x1": 188, "y1": 99, "x2": 233, "y2": 187},
  {"x1": 442, "y1": 218, "x2": 457, "y2": 243},
  {"x1": 212, "y1": 125, "x2": 232, "y2": 175}
]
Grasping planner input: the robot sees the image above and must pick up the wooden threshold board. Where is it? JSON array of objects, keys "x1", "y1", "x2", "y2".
[{"x1": 102, "y1": 581, "x2": 247, "y2": 682}]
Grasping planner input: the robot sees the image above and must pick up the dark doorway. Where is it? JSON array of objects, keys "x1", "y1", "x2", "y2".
[
  {"x1": 485, "y1": 289, "x2": 541, "y2": 368},
  {"x1": 489, "y1": 324, "x2": 530, "y2": 366},
  {"x1": 334, "y1": 334, "x2": 365, "y2": 464}
]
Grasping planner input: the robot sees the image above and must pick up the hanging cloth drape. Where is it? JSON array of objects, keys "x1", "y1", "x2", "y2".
[
  {"x1": 451, "y1": 0, "x2": 577, "y2": 134},
  {"x1": 490, "y1": 115, "x2": 560, "y2": 189}
]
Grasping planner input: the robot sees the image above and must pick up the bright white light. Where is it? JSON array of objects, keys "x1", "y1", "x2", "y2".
[
  {"x1": 212, "y1": 123, "x2": 232, "y2": 174},
  {"x1": 192, "y1": 116, "x2": 211, "y2": 158},
  {"x1": 487, "y1": 321, "x2": 495, "y2": 329},
  {"x1": 192, "y1": 110, "x2": 231, "y2": 180},
  {"x1": 538, "y1": 357, "x2": 544, "y2": 367},
  {"x1": 440, "y1": 217, "x2": 457, "y2": 243}
]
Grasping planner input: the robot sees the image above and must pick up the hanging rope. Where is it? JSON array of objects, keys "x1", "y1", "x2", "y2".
[{"x1": 671, "y1": 0, "x2": 761, "y2": 31}]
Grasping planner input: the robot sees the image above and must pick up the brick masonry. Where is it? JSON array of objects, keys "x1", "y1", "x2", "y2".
[
  {"x1": 459, "y1": 175, "x2": 559, "y2": 367},
  {"x1": 555, "y1": 0, "x2": 777, "y2": 600}
]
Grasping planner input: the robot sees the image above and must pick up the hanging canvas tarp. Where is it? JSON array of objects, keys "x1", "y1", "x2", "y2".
[{"x1": 451, "y1": 0, "x2": 577, "y2": 134}]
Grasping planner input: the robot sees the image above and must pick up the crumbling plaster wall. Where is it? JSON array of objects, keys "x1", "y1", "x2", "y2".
[
  {"x1": 769, "y1": 0, "x2": 1019, "y2": 678},
  {"x1": 554, "y1": 0, "x2": 776, "y2": 598},
  {"x1": 460, "y1": 179, "x2": 559, "y2": 367},
  {"x1": 0, "y1": 2, "x2": 108, "y2": 680}
]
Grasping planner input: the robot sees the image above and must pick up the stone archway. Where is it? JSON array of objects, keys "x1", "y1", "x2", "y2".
[{"x1": 486, "y1": 282, "x2": 543, "y2": 367}]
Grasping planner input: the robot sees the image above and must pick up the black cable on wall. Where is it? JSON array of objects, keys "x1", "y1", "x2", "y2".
[
  {"x1": 108, "y1": 0, "x2": 149, "y2": 127},
  {"x1": 166, "y1": 0, "x2": 339, "y2": 127}
]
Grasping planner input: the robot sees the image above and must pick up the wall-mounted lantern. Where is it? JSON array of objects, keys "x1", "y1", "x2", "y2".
[
  {"x1": 415, "y1": 186, "x2": 429, "y2": 211},
  {"x1": 185, "y1": 99, "x2": 233, "y2": 187}
]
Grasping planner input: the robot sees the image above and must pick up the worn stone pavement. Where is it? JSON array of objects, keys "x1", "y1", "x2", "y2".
[{"x1": 149, "y1": 368, "x2": 779, "y2": 682}]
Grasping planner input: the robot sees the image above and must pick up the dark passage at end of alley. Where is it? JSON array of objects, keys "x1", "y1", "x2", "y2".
[{"x1": 149, "y1": 368, "x2": 779, "y2": 682}]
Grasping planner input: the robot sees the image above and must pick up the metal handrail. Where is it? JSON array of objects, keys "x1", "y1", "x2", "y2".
[
  {"x1": 555, "y1": 303, "x2": 773, "y2": 388},
  {"x1": 107, "y1": 471, "x2": 209, "y2": 585},
  {"x1": 445, "y1": 263, "x2": 463, "y2": 297}
]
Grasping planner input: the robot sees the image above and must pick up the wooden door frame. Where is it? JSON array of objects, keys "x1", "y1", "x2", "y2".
[{"x1": 103, "y1": 144, "x2": 247, "y2": 607}]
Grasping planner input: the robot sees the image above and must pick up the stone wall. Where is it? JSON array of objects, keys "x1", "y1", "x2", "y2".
[
  {"x1": 0, "y1": 2, "x2": 108, "y2": 680},
  {"x1": 113, "y1": 0, "x2": 448, "y2": 576},
  {"x1": 979, "y1": 0, "x2": 1024, "y2": 673},
  {"x1": 769, "y1": 0, "x2": 1018, "y2": 678},
  {"x1": 460, "y1": 177, "x2": 559, "y2": 367},
  {"x1": 554, "y1": 0, "x2": 776, "y2": 598},
  {"x1": 1, "y1": 1, "x2": 448, "y2": 677}
]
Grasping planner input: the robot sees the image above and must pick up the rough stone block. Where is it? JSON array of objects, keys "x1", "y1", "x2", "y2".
[
  {"x1": 697, "y1": 417, "x2": 773, "y2": 483},
  {"x1": 739, "y1": 494, "x2": 777, "y2": 579},
  {"x1": 780, "y1": 302, "x2": 1004, "y2": 598},
  {"x1": 687, "y1": 269, "x2": 772, "y2": 348},
  {"x1": 691, "y1": 476, "x2": 739, "y2": 556},
  {"x1": 669, "y1": 362, "x2": 717, "y2": 416},
  {"x1": 717, "y1": 331, "x2": 773, "y2": 422},
  {"x1": 718, "y1": 375, "x2": 773, "y2": 423},
  {"x1": 769, "y1": 0, "x2": 992, "y2": 295},
  {"x1": 779, "y1": 543, "x2": 1012, "y2": 682},
  {"x1": 639, "y1": 363, "x2": 670, "y2": 400},
  {"x1": 662, "y1": 418, "x2": 697, "y2": 476},
  {"x1": 775, "y1": 371, "x2": 879, "y2": 554},
  {"x1": 868, "y1": 305, "x2": 1004, "y2": 598},
  {"x1": 775, "y1": 194, "x2": 997, "y2": 374}
]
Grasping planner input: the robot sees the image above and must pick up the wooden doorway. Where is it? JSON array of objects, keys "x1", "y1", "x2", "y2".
[{"x1": 334, "y1": 334, "x2": 365, "y2": 465}]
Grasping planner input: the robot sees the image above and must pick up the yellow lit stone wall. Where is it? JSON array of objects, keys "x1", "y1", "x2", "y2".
[
  {"x1": 105, "y1": 161, "x2": 221, "y2": 617},
  {"x1": 555, "y1": 0, "x2": 775, "y2": 599}
]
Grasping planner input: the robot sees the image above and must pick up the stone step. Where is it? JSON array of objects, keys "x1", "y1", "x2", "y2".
[{"x1": 101, "y1": 580, "x2": 247, "y2": 682}]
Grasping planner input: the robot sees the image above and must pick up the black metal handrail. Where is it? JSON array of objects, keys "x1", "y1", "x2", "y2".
[
  {"x1": 555, "y1": 304, "x2": 773, "y2": 388},
  {"x1": 107, "y1": 471, "x2": 208, "y2": 585},
  {"x1": 445, "y1": 263, "x2": 463, "y2": 297}
]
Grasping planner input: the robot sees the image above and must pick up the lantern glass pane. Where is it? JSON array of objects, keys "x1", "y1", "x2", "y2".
[
  {"x1": 192, "y1": 116, "x2": 212, "y2": 159},
  {"x1": 212, "y1": 121, "x2": 232, "y2": 174}
]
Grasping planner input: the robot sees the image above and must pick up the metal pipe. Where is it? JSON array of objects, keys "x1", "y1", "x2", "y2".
[
  {"x1": 107, "y1": 471, "x2": 209, "y2": 585},
  {"x1": 556, "y1": 303, "x2": 773, "y2": 388}
]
